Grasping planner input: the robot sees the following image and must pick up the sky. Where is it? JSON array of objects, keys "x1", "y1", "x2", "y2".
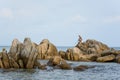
[{"x1": 0, "y1": 0, "x2": 120, "y2": 47}]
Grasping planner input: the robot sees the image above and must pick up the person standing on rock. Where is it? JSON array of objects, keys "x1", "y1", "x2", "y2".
[{"x1": 78, "y1": 35, "x2": 82, "y2": 44}]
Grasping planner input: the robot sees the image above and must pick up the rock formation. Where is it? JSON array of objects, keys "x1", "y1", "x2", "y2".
[
  {"x1": 0, "y1": 38, "x2": 40, "y2": 69},
  {"x1": 37, "y1": 39, "x2": 58, "y2": 59},
  {"x1": 59, "y1": 38, "x2": 120, "y2": 63},
  {"x1": 1, "y1": 36, "x2": 120, "y2": 70},
  {"x1": 76, "y1": 39, "x2": 110, "y2": 54},
  {"x1": 0, "y1": 37, "x2": 59, "y2": 69}
]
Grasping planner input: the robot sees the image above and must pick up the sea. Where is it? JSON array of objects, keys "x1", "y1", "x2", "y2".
[{"x1": 0, "y1": 46, "x2": 120, "y2": 80}]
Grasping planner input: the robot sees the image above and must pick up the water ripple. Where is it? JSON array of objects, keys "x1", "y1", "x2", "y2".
[{"x1": 0, "y1": 61, "x2": 120, "y2": 80}]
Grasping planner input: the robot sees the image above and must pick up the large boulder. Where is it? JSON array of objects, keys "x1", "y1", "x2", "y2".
[
  {"x1": 59, "y1": 50, "x2": 66, "y2": 59},
  {"x1": 66, "y1": 47, "x2": 81, "y2": 61},
  {"x1": 97, "y1": 54, "x2": 115, "y2": 62},
  {"x1": 66, "y1": 47, "x2": 89, "y2": 61},
  {"x1": 0, "y1": 49, "x2": 10, "y2": 69},
  {"x1": 20, "y1": 38, "x2": 40, "y2": 69},
  {"x1": 76, "y1": 39, "x2": 110, "y2": 54},
  {"x1": 47, "y1": 56, "x2": 62, "y2": 66},
  {"x1": 8, "y1": 39, "x2": 23, "y2": 60},
  {"x1": 37, "y1": 39, "x2": 58, "y2": 59},
  {"x1": 1, "y1": 49, "x2": 10, "y2": 69},
  {"x1": 47, "y1": 56, "x2": 72, "y2": 70},
  {"x1": 116, "y1": 54, "x2": 120, "y2": 63},
  {"x1": 8, "y1": 38, "x2": 41, "y2": 69}
]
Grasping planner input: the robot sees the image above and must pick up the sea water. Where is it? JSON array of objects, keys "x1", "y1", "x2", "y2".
[{"x1": 0, "y1": 46, "x2": 120, "y2": 80}]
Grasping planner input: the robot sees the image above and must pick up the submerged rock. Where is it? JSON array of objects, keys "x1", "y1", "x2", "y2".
[
  {"x1": 47, "y1": 56, "x2": 72, "y2": 70},
  {"x1": 73, "y1": 65, "x2": 95, "y2": 71}
]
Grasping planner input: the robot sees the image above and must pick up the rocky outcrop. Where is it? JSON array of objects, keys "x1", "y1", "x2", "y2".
[
  {"x1": 0, "y1": 37, "x2": 59, "y2": 69},
  {"x1": 60, "y1": 39, "x2": 109, "y2": 61},
  {"x1": 1, "y1": 36, "x2": 120, "y2": 70},
  {"x1": 37, "y1": 39, "x2": 58, "y2": 59},
  {"x1": 76, "y1": 39, "x2": 110, "y2": 54},
  {"x1": 0, "y1": 38, "x2": 40, "y2": 69},
  {"x1": 20, "y1": 38, "x2": 39, "y2": 69},
  {"x1": 59, "y1": 38, "x2": 120, "y2": 63}
]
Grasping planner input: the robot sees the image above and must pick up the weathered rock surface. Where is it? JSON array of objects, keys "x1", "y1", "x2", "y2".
[
  {"x1": 101, "y1": 49, "x2": 120, "y2": 56},
  {"x1": 73, "y1": 65, "x2": 95, "y2": 71},
  {"x1": 65, "y1": 47, "x2": 85, "y2": 61},
  {"x1": 97, "y1": 54, "x2": 115, "y2": 62},
  {"x1": 58, "y1": 38, "x2": 120, "y2": 63},
  {"x1": 116, "y1": 54, "x2": 120, "y2": 63},
  {"x1": 37, "y1": 39, "x2": 58, "y2": 59},
  {"x1": 76, "y1": 39, "x2": 110, "y2": 54},
  {"x1": 0, "y1": 38, "x2": 40, "y2": 69},
  {"x1": 47, "y1": 56, "x2": 72, "y2": 70},
  {"x1": 8, "y1": 39, "x2": 23, "y2": 61},
  {"x1": 1, "y1": 36, "x2": 120, "y2": 70},
  {"x1": 59, "y1": 50, "x2": 66, "y2": 59},
  {"x1": 0, "y1": 38, "x2": 59, "y2": 69},
  {"x1": 0, "y1": 37, "x2": 59, "y2": 69},
  {"x1": 0, "y1": 49, "x2": 10, "y2": 69}
]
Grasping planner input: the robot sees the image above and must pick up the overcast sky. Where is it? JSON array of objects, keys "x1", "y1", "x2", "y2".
[{"x1": 0, "y1": 0, "x2": 120, "y2": 46}]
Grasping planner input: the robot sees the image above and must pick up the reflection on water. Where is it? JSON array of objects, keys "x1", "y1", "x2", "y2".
[{"x1": 0, "y1": 61, "x2": 120, "y2": 80}]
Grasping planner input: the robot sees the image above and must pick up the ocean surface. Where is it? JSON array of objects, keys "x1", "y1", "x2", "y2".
[{"x1": 0, "y1": 46, "x2": 120, "y2": 80}]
